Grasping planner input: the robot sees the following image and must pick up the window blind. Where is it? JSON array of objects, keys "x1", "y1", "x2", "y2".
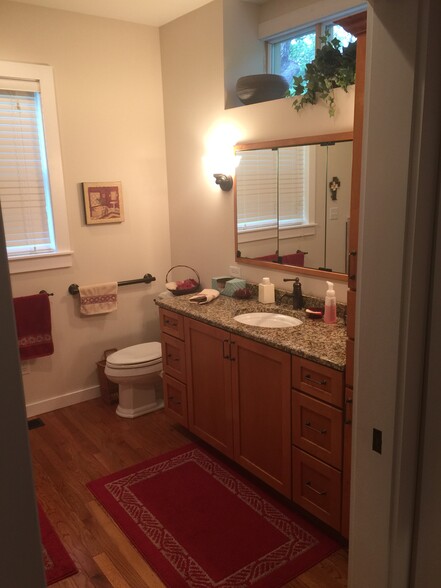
[
  {"x1": 236, "y1": 148, "x2": 278, "y2": 231},
  {"x1": 236, "y1": 146, "x2": 309, "y2": 233},
  {"x1": 278, "y1": 145, "x2": 307, "y2": 227},
  {"x1": 0, "y1": 84, "x2": 55, "y2": 257}
]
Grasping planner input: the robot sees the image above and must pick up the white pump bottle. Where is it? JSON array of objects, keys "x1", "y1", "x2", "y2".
[{"x1": 324, "y1": 281, "x2": 337, "y2": 324}]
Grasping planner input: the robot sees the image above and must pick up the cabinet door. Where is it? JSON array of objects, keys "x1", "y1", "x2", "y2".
[
  {"x1": 185, "y1": 318, "x2": 234, "y2": 458},
  {"x1": 231, "y1": 335, "x2": 291, "y2": 498}
]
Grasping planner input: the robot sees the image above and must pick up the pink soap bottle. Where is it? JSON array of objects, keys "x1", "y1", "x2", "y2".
[{"x1": 324, "y1": 281, "x2": 337, "y2": 324}]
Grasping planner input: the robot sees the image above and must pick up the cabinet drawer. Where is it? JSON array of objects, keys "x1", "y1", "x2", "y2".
[
  {"x1": 163, "y1": 373, "x2": 188, "y2": 427},
  {"x1": 292, "y1": 391, "x2": 343, "y2": 469},
  {"x1": 292, "y1": 447, "x2": 341, "y2": 531},
  {"x1": 292, "y1": 356, "x2": 344, "y2": 408},
  {"x1": 159, "y1": 308, "x2": 185, "y2": 340},
  {"x1": 161, "y1": 333, "x2": 186, "y2": 382}
]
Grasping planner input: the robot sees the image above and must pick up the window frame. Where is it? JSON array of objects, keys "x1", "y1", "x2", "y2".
[{"x1": 0, "y1": 60, "x2": 72, "y2": 274}]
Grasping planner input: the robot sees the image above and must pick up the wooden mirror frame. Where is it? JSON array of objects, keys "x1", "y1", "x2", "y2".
[{"x1": 234, "y1": 131, "x2": 353, "y2": 282}]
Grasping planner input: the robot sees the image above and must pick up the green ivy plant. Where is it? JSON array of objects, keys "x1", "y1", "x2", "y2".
[{"x1": 290, "y1": 35, "x2": 357, "y2": 117}]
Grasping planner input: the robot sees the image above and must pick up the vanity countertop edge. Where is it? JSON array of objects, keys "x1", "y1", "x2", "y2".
[{"x1": 155, "y1": 295, "x2": 346, "y2": 371}]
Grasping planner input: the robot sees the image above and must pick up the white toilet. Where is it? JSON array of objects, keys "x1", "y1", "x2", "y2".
[{"x1": 104, "y1": 342, "x2": 164, "y2": 418}]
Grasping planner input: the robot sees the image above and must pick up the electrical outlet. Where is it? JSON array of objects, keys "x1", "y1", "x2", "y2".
[
  {"x1": 229, "y1": 265, "x2": 241, "y2": 278},
  {"x1": 372, "y1": 428, "x2": 382, "y2": 454}
]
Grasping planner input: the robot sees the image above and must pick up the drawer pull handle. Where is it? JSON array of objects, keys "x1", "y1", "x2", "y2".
[
  {"x1": 168, "y1": 397, "x2": 181, "y2": 405},
  {"x1": 164, "y1": 318, "x2": 177, "y2": 327},
  {"x1": 305, "y1": 421, "x2": 327, "y2": 435},
  {"x1": 305, "y1": 374, "x2": 327, "y2": 386},
  {"x1": 306, "y1": 481, "x2": 327, "y2": 496},
  {"x1": 167, "y1": 354, "x2": 179, "y2": 362}
]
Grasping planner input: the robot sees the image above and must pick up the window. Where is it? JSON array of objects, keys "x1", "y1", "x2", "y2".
[
  {"x1": 267, "y1": 22, "x2": 357, "y2": 89},
  {"x1": 0, "y1": 61, "x2": 71, "y2": 273}
]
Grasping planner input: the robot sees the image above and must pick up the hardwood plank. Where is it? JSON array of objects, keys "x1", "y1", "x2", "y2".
[{"x1": 29, "y1": 398, "x2": 347, "y2": 587}]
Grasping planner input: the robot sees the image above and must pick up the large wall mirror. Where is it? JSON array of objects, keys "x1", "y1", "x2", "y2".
[{"x1": 234, "y1": 132, "x2": 353, "y2": 281}]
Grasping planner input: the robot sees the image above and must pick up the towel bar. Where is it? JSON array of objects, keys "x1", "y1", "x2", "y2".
[{"x1": 68, "y1": 273, "x2": 156, "y2": 295}]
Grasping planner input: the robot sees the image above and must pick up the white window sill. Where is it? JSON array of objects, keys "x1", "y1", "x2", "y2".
[
  {"x1": 279, "y1": 223, "x2": 316, "y2": 240},
  {"x1": 8, "y1": 250, "x2": 73, "y2": 274}
]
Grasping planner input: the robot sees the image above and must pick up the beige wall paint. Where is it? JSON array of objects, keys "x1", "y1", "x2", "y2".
[
  {"x1": 0, "y1": 1, "x2": 171, "y2": 413},
  {"x1": 161, "y1": 0, "x2": 354, "y2": 302}
]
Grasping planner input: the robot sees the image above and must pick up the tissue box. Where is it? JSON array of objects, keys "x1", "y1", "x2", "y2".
[{"x1": 211, "y1": 276, "x2": 246, "y2": 297}]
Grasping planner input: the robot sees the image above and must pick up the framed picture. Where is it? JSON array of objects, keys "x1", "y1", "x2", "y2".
[{"x1": 82, "y1": 182, "x2": 124, "y2": 225}]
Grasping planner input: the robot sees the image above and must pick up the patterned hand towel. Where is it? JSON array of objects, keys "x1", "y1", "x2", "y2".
[
  {"x1": 79, "y1": 282, "x2": 118, "y2": 315},
  {"x1": 13, "y1": 293, "x2": 54, "y2": 360}
]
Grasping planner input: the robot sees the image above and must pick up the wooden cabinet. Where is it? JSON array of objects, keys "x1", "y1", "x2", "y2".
[
  {"x1": 159, "y1": 308, "x2": 188, "y2": 427},
  {"x1": 335, "y1": 10, "x2": 367, "y2": 540},
  {"x1": 291, "y1": 356, "x2": 344, "y2": 531},
  {"x1": 185, "y1": 318, "x2": 234, "y2": 458},
  {"x1": 184, "y1": 318, "x2": 291, "y2": 496},
  {"x1": 159, "y1": 308, "x2": 346, "y2": 529},
  {"x1": 231, "y1": 335, "x2": 291, "y2": 497}
]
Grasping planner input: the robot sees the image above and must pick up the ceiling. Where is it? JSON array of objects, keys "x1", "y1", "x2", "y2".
[{"x1": 8, "y1": 0, "x2": 265, "y2": 27}]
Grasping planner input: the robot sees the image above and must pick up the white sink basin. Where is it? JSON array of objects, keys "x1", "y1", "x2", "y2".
[{"x1": 234, "y1": 312, "x2": 302, "y2": 328}]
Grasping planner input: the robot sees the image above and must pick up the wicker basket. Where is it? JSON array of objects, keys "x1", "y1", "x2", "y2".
[
  {"x1": 96, "y1": 349, "x2": 119, "y2": 404},
  {"x1": 165, "y1": 265, "x2": 200, "y2": 296}
]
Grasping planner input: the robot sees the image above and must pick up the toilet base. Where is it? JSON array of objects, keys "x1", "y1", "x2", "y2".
[{"x1": 115, "y1": 382, "x2": 164, "y2": 419}]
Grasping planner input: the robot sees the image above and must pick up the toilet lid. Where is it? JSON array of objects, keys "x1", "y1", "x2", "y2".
[{"x1": 106, "y1": 342, "x2": 161, "y2": 367}]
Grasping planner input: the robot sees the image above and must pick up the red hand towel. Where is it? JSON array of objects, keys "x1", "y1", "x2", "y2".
[{"x1": 13, "y1": 293, "x2": 54, "y2": 360}]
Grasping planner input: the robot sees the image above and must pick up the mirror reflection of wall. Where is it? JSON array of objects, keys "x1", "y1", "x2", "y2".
[{"x1": 235, "y1": 135, "x2": 352, "y2": 275}]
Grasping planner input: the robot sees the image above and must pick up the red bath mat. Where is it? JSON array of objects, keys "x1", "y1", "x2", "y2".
[
  {"x1": 38, "y1": 504, "x2": 78, "y2": 585},
  {"x1": 87, "y1": 444, "x2": 340, "y2": 587}
]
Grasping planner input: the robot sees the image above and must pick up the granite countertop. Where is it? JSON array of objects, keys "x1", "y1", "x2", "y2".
[{"x1": 155, "y1": 293, "x2": 347, "y2": 371}]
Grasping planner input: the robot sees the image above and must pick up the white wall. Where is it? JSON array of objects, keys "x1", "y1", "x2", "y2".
[
  {"x1": 0, "y1": 1, "x2": 171, "y2": 415},
  {"x1": 160, "y1": 0, "x2": 354, "y2": 303}
]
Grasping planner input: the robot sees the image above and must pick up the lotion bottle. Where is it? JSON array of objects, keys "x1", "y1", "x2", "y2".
[
  {"x1": 258, "y1": 277, "x2": 275, "y2": 304},
  {"x1": 324, "y1": 281, "x2": 337, "y2": 324}
]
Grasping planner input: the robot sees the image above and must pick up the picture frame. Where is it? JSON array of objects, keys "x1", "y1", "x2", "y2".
[{"x1": 82, "y1": 182, "x2": 124, "y2": 225}]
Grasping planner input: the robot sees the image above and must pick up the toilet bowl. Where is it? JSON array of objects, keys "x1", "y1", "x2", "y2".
[{"x1": 104, "y1": 342, "x2": 164, "y2": 418}]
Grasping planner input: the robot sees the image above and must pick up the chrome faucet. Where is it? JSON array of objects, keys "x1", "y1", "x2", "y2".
[{"x1": 283, "y1": 277, "x2": 303, "y2": 310}]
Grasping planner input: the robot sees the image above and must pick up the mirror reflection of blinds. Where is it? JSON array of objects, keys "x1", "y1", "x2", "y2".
[
  {"x1": 236, "y1": 146, "x2": 308, "y2": 232},
  {"x1": 236, "y1": 149, "x2": 277, "y2": 231},
  {"x1": 0, "y1": 85, "x2": 55, "y2": 257},
  {"x1": 278, "y1": 146, "x2": 307, "y2": 226}
]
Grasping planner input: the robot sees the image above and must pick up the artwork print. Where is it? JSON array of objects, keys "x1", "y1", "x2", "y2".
[{"x1": 82, "y1": 182, "x2": 124, "y2": 224}]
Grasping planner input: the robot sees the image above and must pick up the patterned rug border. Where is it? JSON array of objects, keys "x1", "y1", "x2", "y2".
[
  {"x1": 87, "y1": 443, "x2": 341, "y2": 588},
  {"x1": 38, "y1": 504, "x2": 78, "y2": 585}
]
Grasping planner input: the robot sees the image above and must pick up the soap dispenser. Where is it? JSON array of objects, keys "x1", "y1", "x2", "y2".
[
  {"x1": 324, "y1": 281, "x2": 337, "y2": 324},
  {"x1": 258, "y1": 277, "x2": 275, "y2": 304}
]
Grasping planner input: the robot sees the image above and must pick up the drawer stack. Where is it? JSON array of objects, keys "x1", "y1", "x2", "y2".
[
  {"x1": 291, "y1": 356, "x2": 344, "y2": 531},
  {"x1": 159, "y1": 308, "x2": 188, "y2": 426}
]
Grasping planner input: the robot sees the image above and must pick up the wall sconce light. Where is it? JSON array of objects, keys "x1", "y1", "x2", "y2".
[{"x1": 213, "y1": 173, "x2": 233, "y2": 191}]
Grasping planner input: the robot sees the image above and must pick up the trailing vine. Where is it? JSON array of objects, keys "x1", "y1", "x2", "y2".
[{"x1": 290, "y1": 35, "x2": 357, "y2": 117}]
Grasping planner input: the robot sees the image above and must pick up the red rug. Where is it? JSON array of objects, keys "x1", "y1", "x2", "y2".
[
  {"x1": 87, "y1": 444, "x2": 340, "y2": 587},
  {"x1": 38, "y1": 504, "x2": 78, "y2": 585}
]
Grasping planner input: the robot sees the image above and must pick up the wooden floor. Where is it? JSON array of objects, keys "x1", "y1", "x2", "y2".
[{"x1": 29, "y1": 398, "x2": 348, "y2": 587}]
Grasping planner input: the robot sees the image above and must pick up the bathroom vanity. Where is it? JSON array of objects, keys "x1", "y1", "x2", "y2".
[{"x1": 157, "y1": 294, "x2": 347, "y2": 533}]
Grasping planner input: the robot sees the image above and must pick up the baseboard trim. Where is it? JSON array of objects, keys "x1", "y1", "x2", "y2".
[{"x1": 26, "y1": 386, "x2": 101, "y2": 418}]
